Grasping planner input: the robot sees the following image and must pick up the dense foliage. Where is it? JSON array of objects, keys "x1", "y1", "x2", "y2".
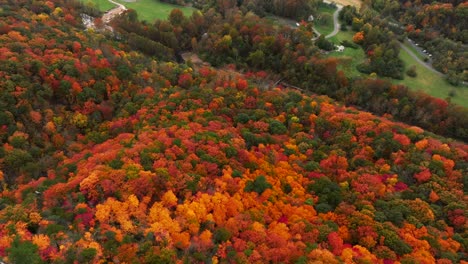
[
  {"x1": 0, "y1": 0, "x2": 467, "y2": 263},
  {"x1": 346, "y1": 10, "x2": 405, "y2": 80},
  {"x1": 189, "y1": 0, "x2": 321, "y2": 19}
]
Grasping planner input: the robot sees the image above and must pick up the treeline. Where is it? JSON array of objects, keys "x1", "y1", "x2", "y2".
[
  {"x1": 190, "y1": 0, "x2": 321, "y2": 19},
  {"x1": 112, "y1": 8, "x2": 206, "y2": 57},
  {"x1": 335, "y1": 79, "x2": 468, "y2": 140}
]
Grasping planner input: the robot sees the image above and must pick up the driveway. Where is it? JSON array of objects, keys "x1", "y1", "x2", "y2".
[{"x1": 325, "y1": 4, "x2": 343, "y2": 39}]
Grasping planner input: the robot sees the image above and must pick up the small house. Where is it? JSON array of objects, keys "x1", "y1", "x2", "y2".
[{"x1": 335, "y1": 45, "x2": 345, "y2": 52}]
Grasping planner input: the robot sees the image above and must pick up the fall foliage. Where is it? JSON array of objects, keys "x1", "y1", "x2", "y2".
[{"x1": 0, "y1": 0, "x2": 466, "y2": 263}]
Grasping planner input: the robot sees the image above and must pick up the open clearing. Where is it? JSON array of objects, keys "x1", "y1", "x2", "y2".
[
  {"x1": 114, "y1": 0, "x2": 195, "y2": 22},
  {"x1": 395, "y1": 47, "x2": 467, "y2": 107}
]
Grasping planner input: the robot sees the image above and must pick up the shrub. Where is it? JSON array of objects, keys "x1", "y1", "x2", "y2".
[
  {"x1": 340, "y1": 39, "x2": 358, "y2": 49},
  {"x1": 406, "y1": 66, "x2": 417, "y2": 77},
  {"x1": 316, "y1": 35, "x2": 335, "y2": 51}
]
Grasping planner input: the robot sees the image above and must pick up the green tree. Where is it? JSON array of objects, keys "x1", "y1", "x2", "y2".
[
  {"x1": 268, "y1": 120, "x2": 287, "y2": 135},
  {"x1": 7, "y1": 238, "x2": 43, "y2": 264},
  {"x1": 247, "y1": 50, "x2": 265, "y2": 68},
  {"x1": 244, "y1": 175, "x2": 272, "y2": 194},
  {"x1": 307, "y1": 177, "x2": 343, "y2": 213}
]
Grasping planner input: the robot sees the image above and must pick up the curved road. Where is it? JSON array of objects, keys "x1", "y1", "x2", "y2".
[
  {"x1": 313, "y1": 4, "x2": 343, "y2": 39},
  {"x1": 325, "y1": 4, "x2": 343, "y2": 39}
]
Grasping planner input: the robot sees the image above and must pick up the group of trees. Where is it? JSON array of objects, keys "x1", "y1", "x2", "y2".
[
  {"x1": 352, "y1": 25, "x2": 404, "y2": 79},
  {"x1": 189, "y1": 0, "x2": 321, "y2": 19},
  {"x1": 336, "y1": 5, "x2": 406, "y2": 79}
]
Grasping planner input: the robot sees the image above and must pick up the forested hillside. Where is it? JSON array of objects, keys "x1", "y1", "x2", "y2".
[{"x1": 0, "y1": 0, "x2": 467, "y2": 263}]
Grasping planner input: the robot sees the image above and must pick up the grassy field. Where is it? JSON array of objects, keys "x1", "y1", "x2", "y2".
[
  {"x1": 314, "y1": 3, "x2": 336, "y2": 36},
  {"x1": 114, "y1": 0, "x2": 195, "y2": 22},
  {"x1": 395, "y1": 47, "x2": 467, "y2": 107},
  {"x1": 82, "y1": 0, "x2": 116, "y2": 11}
]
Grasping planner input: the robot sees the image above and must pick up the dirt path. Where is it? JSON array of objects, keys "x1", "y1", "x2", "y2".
[
  {"x1": 82, "y1": 0, "x2": 127, "y2": 30},
  {"x1": 102, "y1": 0, "x2": 127, "y2": 24}
]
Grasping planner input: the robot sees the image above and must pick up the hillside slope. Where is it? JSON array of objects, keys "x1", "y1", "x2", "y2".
[{"x1": 0, "y1": 0, "x2": 467, "y2": 263}]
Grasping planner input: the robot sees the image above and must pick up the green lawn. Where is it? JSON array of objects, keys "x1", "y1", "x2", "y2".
[
  {"x1": 318, "y1": 2, "x2": 336, "y2": 15},
  {"x1": 327, "y1": 30, "x2": 367, "y2": 77},
  {"x1": 395, "y1": 47, "x2": 468, "y2": 107},
  {"x1": 314, "y1": 3, "x2": 336, "y2": 36},
  {"x1": 82, "y1": 0, "x2": 116, "y2": 11},
  {"x1": 114, "y1": 0, "x2": 196, "y2": 22}
]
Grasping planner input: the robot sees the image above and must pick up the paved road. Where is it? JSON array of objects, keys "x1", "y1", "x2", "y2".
[
  {"x1": 398, "y1": 42, "x2": 443, "y2": 76},
  {"x1": 312, "y1": 4, "x2": 343, "y2": 40},
  {"x1": 325, "y1": 4, "x2": 343, "y2": 39}
]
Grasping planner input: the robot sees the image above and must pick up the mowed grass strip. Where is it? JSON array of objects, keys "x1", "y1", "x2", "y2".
[
  {"x1": 82, "y1": 0, "x2": 116, "y2": 11},
  {"x1": 402, "y1": 39, "x2": 427, "y2": 61},
  {"x1": 115, "y1": 0, "x2": 195, "y2": 22}
]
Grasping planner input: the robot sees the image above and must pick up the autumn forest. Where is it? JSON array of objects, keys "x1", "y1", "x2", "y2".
[{"x1": 0, "y1": 0, "x2": 467, "y2": 263}]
